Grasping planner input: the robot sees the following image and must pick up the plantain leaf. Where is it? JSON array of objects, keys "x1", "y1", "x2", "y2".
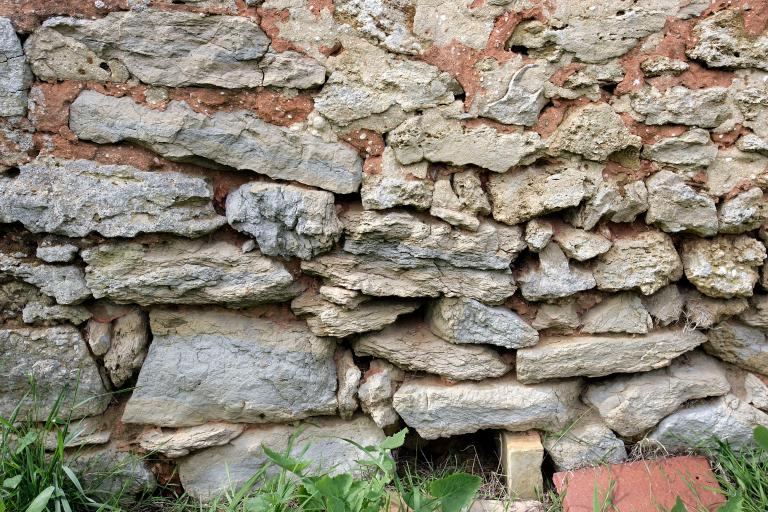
[
  {"x1": 429, "y1": 473, "x2": 481, "y2": 512},
  {"x1": 25, "y1": 486, "x2": 55, "y2": 512}
]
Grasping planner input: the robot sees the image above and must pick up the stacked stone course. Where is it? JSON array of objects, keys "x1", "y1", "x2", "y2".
[{"x1": 1, "y1": 0, "x2": 768, "y2": 501}]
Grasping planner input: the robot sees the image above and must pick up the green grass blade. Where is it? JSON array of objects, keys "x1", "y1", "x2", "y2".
[{"x1": 25, "y1": 486, "x2": 55, "y2": 512}]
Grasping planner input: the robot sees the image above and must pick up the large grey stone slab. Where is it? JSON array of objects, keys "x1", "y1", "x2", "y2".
[
  {"x1": 341, "y1": 209, "x2": 526, "y2": 270},
  {"x1": 0, "y1": 326, "x2": 109, "y2": 421},
  {"x1": 0, "y1": 17, "x2": 31, "y2": 117},
  {"x1": 0, "y1": 158, "x2": 224, "y2": 238},
  {"x1": 392, "y1": 376, "x2": 583, "y2": 439},
  {"x1": 27, "y1": 11, "x2": 325, "y2": 88},
  {"x1": 353, "y1": 319, "x2": 511, "y2": 381},
  {"x1": 82, "y1": 238, "x2": 303, "y2": 307},
  {"x1": 69, "y1": 91, "x2": 362, "y2": 194},
  {"x1": 426, "y1": 297, "x2": 538, "y2": 349},
  {"x1": 515, "y1": 329, "x2": 706, "y2": 383},
  {"x1": 178, "y1": 416, "x2": 385, "y2": 500},
  {"x1": 648, "y1": 395, "x2": 768, "y2": 452},
  {"x1": 583, "y1": 351, "x2": 730, "y2": 437},
  {"x1": 226, "y1": 182, "x2": 342, "y2": 260},
  {"x1": 301, "y1": 251, "x2": 517, "y2": 304},
  {"x1": 122, "y1": 307, "x2": 338, "y2": 427}
]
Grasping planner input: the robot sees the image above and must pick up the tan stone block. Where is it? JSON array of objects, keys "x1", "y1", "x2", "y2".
[{"x1": 499, "y1": 431, "x2": 543, "y2": 500}]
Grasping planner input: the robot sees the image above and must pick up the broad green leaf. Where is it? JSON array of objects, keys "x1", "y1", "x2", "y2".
[
  {"x1": 3, "y1": 475, "x2": 22, "y2": 489},
  {"x1": 754, "y1": 425, "x2": 768, "y2": 451},
  {"x1": 15, "y1": 431, "x2": 38, "y2": 454},
  {"x1": 428, "y1": 473, "x2": 481, "y2": 512},
  {"x1": 380, "y1": 429, "x2": 408, "y2": 450},
  {"x1": 670, "y1": 497, "x2": 688, "y2": 512},
  {"x1": 26, "y1": 486, "x2": 55, "y2": 512},
  {"x1": 315, "y1": 473, "x2": 355, "y2": 498},
  {"x1": 717, "y1": 492, "x2": 744, "y2": 512}
]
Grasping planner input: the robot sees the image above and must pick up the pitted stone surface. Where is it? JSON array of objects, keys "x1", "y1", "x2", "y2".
[
  {"x1": 226, "y1": 182, "x2": 342, "y2": 260},
  {"x1": 681, "y1": 236, "x2": 766, "y2": 298},
  {"x1": 426, "y1": 296, "x2": 539, "y2": 349},
  {"x1": 82, "y1": 238, "x2": 303, "y2": 307},
  {"x1": 584, "y1": 351, "x2": 730, "y2": 437},
  {"x1": 687, "y1": 9, "x2": 768, "y2": 71},
  {"x1": 392, "y1": 376, "x2": 583, "y2": 439},
  {"x1": 0, "y1": 17, "x2": 31, "y2": 117},
  {"x1": 353, "y1": 319, "x2": 511, "y2": 381},
  {"x1": 0, "y1": 158, "x2": 224, "y2": 238},
  {"x1": 645, "y1": 170, "x2": 718, "y2": 236},
  {"x1": 516, "y1": 329, "x2": 706, "y2": 383},
  {"x1": 361, "y1": 148, "x2": 432, "y2": 211},
  {"x1": 0, "y1": 251, "x2": 91, "y2": 305},
  {"x1": 29, "y1": 11, "x2": 325, "y2": 89},
  {"x1": 516, "y1": 243, "x2": 596, "y2": 301},
  {"x1": 122, "y1": 307, "x2": 338, "y2": 426},
  {"x1": 69, "y1": 91, "x2": 363, "y2": 195},
  {"x1": 629, "y1": 86, "x2": 732, "y2": 128},
  {"x1": 705, "y1": 320, "x2": 768, "y2": 376},
  {"x1": 0, "y1": 325, "x2": 109, "y2": 421}
]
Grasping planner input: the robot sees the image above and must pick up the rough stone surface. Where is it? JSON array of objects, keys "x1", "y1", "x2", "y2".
[
  {"x1": 741, "y1": 295, "x2": 768, "y2": 328},
  {"x1": 684, "y1": 291, "x2": 748, "y2": 329},
  {"x1": 705, "y1": 320, "x2": 768, "y2": 376},
  {"x1": 358, "y1": 359, "x2": 403, "y2": 429},
  {"x1": 0, "y1": 158, "x2": 224, "y2": 238},
  {"x1": 584, "y1": 351, "x2": 731, "y2": 437},
  {"x1": 341, "y1": 209, "x2": 526, "y2": 270},
  {"x1": 0, "y1": 17, "x2": 31, "y2": 117},
  {"x1": 648, "y1": 395, "x2": 768, "y2": 452},
  {"x1": 82, "y1": 238, "x2": 302, "y2": 307},
  {"x1": 353, "y1": 319, "x2": 511, "y2": 381},
  {"x1": 516, "y1": 329, "x2": 706, "y2": 383},
  {"x1": 569, "y1": 181, "x2": 648, "y2": 230},
  {"x1": 681, "y1": 236, "x2": 766, "y2": 298},
  {"x1": 103, "y1": 310, "x2": 149, "y2": 388},
  {"x1": 335, "y1": 349, "x2": 361, "y2": 420},
  {"x1": 426, "y1": 297, "x2": 539, "y2": 350},
  {"x1": 547, "y1": 103, "x2": 641, "y2": 161},
  {"x1": 581, "y1": 293, "x2": 653, "y2": 334},
  {"x1": 532, "y1": 301, "x2": 580, "y2": 331},
  {"x1": 226, "y1": 182, "x2": 342, "y2": 260},
  {"x1": 488, "y1": 160, "x2": 602, "y2": 226},
  {"x1": 704, "y1": 147, "x2": 768, "y2": 197},
  {"x1": 22, "y1": 302, "x2": 91, "y2": 326},
  {"x1": 0, "y1": 251, "x2": 91, "y2": 305},
  {"x1": 552, "y1": 226, "x2": 611, "y2": 262},
  {"x1": 0, "y1": 326, "x2": 109, "y2": 421},
  {"x1": 69, "y1": 91, "x2": 363, "y2": 194},
  {"x1": 430, "y1": 170, "x2": 490, "y2": 230},
  {"x1": 525, "y1": 220, "x2": 553, "y2": 252},
  {"x1": 641, "y1": 129, "x2": 718, "y2": 167},
  {"x1": 389, "y1": 106, "x2": 543, "y2": 172},
  {"x1": 291, "y1": 289, "x2": 420, "y2": 338},
  {"x1": 122, "y1": 307, "x2": 338, "y2": 426},
  {"x1": 29, "y1": 11, "x2": 325, "y2": 88},
  {"x1": 302, "y1": 251, "x2": 517, "y2": 303},
  {"x1": 687, "y1": 9, "x2": 768, "y2": 71},
  {"x1": 630, "y1": 86, "x2": 732, "y2": 128},
  {"x1": 516, "y1": 243, "x2": 596, "y2": 301},
  {"x1": 542, "y1": 413, "x2": 627, "y2": 471},
  {"x1": 718, "y1": 188, "x2": 766, "y2": 234},
  {"x1": 593, "y1": 231, "x2": 683, "y2": 295},
  {"x1": 36, "y1": 242, "x2": 78, "y2": 263},
  {"x1": 178, "y1": 416, "x2": 385, "y2": 500},
  {"x1": 645, "y1": 170, "x2": 718, "y2": 236},
  {"x1": 392, "y1": 376, "x2": 583, "y2": 440},
  {"x1": 361, "y1": 148, "x2": 432, "y2": 211},
  {"x1": 138, "y1": 423, "x2": 246, "y2": 458}
]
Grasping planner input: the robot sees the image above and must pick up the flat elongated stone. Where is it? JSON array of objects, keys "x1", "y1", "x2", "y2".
[
  {"x1": 630, "y1": 86, "x2": 732, "y2": 128},
  {"x1": 645, "y1": 170, "x2": 718, "y2": 236},
  {"x1": 0, "y1": 252, "x2": 91, "y2": 305},
  {"x1": 342, "y1": 209, "x2": 526, "y2": 270},
  {"x1": 392, "y1": 376, "x2": 583, "y2": 439},
  {"x1": 581, "y1": 293, "x2": 653, "y2": 334},
  {"x1": 641, "y1": 129, "x2": 718, "y2": 167},
  {"x1": 488, "y1": 160, "x2": 603, "y2": 225},
  {"x1": 178, "y1": 416, "x2": 385, "y2": 500},
  {"x1": 705, "y1": 320, "x2": 768, "y2": 376},
  {"x1": 302, "y1": 251, "x2": 517, "y2": 303},
  {"x1": 353, "y1": 320, "x2": 511, "y2": 381},
  {"x1": 516, "y1": 329, "x2": 707, "y2": 383},
  {"x1": 648, "y1": 395, "x2": 768, "y2": 452},
  {"x1": 69, "y1": 91, "x2": 363, "y2": 194},
  {"x1": 122, "y1": 308, "x2": 338, "y2": 426},
  {"x1": 687, "y1": 9, "x2": 768, "y2": 71},
  {"x1": 82, "y1": 238, "x2": 303, "y2": 307},
  {"x1": 389, "y1": 107, "x2": 543, "y2": 172},
  {"x1": 0, "y1": 326, "x2": 109, "y2": 421},
  {"x1": 29, "y1": 11, "x2": 325, "y2": 88},
  {"x1": 0, "y1": 158, "x2": 224, "y2": 238},
  {"x1": 547, "y1": 103, "x2": 641, "y2": 161},
  {"x1": 0, "y1": 17, "x2": 31, "y2": 117},
  {"x1": 681, "y1": 235, "x2": 766, "y2": 298},
  {"x1": 291, "y1": 289, "x2": 420, "y2": 338},
  {"x1": 226, "y1": 182, "x2": 342, "y2": 260},
  {"x1": 138, "y1": 423, "x2": 246, "y2": 458},
  {"x1": 426, "y1": 297, "x2": 538, "y2": 349},
  {"x1": 584, "y1": 351, "x2": 730, "y2": 437},
  {"x1": 593, "y1": 231, "x2": 682, "y2": 295},
  {"x1": 22, "y1": 302, "x2": 91, "y2": 325}
]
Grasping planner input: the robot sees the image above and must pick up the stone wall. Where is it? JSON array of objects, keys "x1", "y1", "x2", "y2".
[{"x1": 1, "y1": 0, "x2": 768, "y2": 500}]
